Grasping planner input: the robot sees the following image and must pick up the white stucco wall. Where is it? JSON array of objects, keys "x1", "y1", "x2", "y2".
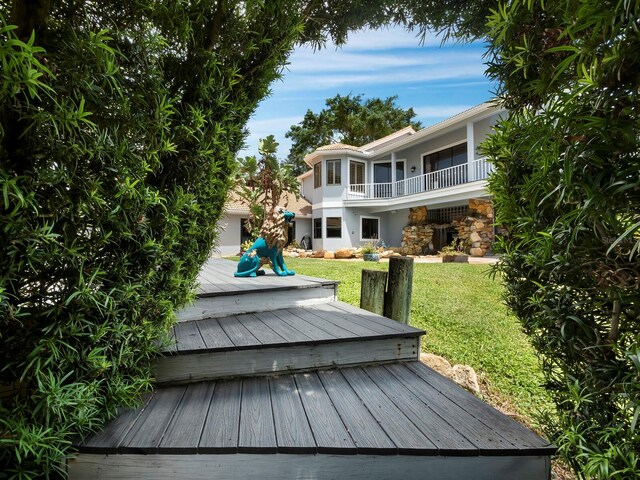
[
  {"x1": 214, "y1": 213, "x2": 243, "y2": 256},
  {"x1": 301, "y1": 175, "x2": 313, "y2": 201},
  {"x1": 294, "y1": 218, "x2": 312, "y2": 246},
  {"x1": 473, "y1": 113, "x2": 501, "y2": 158},
  {"x1": 318, "y1": 207, "x2": 347, "y2": 252},
  {"x1": 383, "y1": 208, "x2": 410, "y2": 247}
]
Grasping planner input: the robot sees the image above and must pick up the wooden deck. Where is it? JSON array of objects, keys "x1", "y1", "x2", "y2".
[
  {"x1": 69, "y1": 258, "x2": 555, "y2": 479},
  {"x1": 80, "y1": 362, "x2": 552, "y2": 456},
  {"x1": 157, "y1": 301, "x2": 423, "y2": 383},
  {"x1": 178, "y1": 259, "x2": 338, "y2": 320}
]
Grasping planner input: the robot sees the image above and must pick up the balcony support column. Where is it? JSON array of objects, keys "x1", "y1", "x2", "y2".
[
  {"x1": 466, "y1": 121, "x2": 475, "y2": 182},
  {"x1": 391, "y1": 152, "x2": 396, "y2": 197}
]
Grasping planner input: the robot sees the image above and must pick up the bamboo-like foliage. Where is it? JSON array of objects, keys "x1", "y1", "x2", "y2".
[
  {"x1": 0, "y1": 1, "x2": 304, "y2": 477},
  {"x1": 483, "y1": 1, "x2": 640, "y2": 477},
  {"x1": 235, "y1": 135, "x2": 300, "y2": 237}
]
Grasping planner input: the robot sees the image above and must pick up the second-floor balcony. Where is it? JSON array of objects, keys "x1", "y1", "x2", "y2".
[{"x1": 345, "y1": 158, "x2": 493, "y2": 201}]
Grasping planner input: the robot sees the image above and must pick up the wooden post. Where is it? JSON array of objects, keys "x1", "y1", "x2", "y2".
[
  {"x1": 360, "y1": 269, "x2": 387, "y2": 316},
  {"x1": 384, "y1": 257, "x2": 414, "y2": 324}
]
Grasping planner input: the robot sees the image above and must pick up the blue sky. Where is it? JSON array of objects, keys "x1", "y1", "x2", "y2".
[{"x1": 240, "y1": 27, "x2": 496, "y2": 158}]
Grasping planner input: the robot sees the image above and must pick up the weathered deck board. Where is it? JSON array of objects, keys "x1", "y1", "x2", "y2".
[
  {"x1": 158, "y1": 383, "x2": 214, "y2": 453},
  {"x1": 270, "y1": 375, "x2": 316, "y2": 453},
  {"x1": 195, "y1": 317, "x2": 234, "y2": 349},
  {"x1": 364, "y1": 365, "x2": 479, "y2": 454},
  {"x1": 239, "y1": 378, "x2": 277, "y2": 453},
  {"x1": 166, "y1": 301, "x2": 423, "y2": 355},
  {"x1": 199, "y1": 380, "x2": 241, "y2": 453},
  {"x1": 219, "y1": 315, "x2": 260, "y2": 347},
  {"x1": 302, "y1": 305, "x2": 390, "y2": 337},
  {"x1": 330, "y1": 300, "x2": 413, "y2": 333},
  {"x1": 340, "y1": 367, "x2": 435, "y2": 454},
  {"x1": 383, "y1": 364, "x2": 516, "y2": 453},
  {"x1": 234, "y1": 313, "x2": 286, "y2": 344},
  {"x1": 318, "y1": 369, "x2": 397, "y2": 453},
  {"x1": 178, "y1": 283, "x2": 337, "y2": 321},
  {"x1": 311, "y1": 302, "x2": 400, "y2": 335},
  {"x1": 257, "y1": 310, "x2": 313, "y2": 343},
  {"x1": 120, "y1": 387, "x2": 184, "y2": 454},
  {"x1": 76, "y1": 364, "x2": 555, "y2": 459},
  {"x1": 81, "y1": 394, "x2": 154, "y2": 454},
  {"x1": 154, "y1": 336, "x2": 419, "y2": 384},
  {"x1": 173, "y1": 321, "x2": 206, "y2": 352},
  {"x1": 157, "y1": 300, "x2": 423, "y2": 383},
  {"x1": 293, "y1": 372, "x2": 356, "y2": 453},
  {"x1": 270, "y1": 307, "x2": 342, "y2": 341},
  {"x1": 404, "y1": 362, "x2": 552, "y2": 452},
  {"x1": 70, "y1": 453, "x2": 551, "y2": 480}
]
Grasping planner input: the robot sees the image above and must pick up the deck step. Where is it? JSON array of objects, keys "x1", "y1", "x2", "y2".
[
  {"x1": 156, "y1": 301, "x2": 423, "y2": 383},
  {"x1": 176, "y1": 258, "x2": 338, "y2": 321},
  {"x1": 70, "y1": 362, "x2": 555, "y2": 480}
]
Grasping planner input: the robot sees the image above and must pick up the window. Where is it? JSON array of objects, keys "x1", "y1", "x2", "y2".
[
  {"x1": 240, "y1": 218, "x2": 253, "y2": 244},
  {"x1": 349, "y1": 160, "x2": 365, "y2": 195},
  {"x1": 361, "y1": 217, "x2": 380, "y2": 240},
  {"x1": 287, "y1": 221, "x2": 296, "y2": 247},
  {"x1": 326, "y1": 217, "x2": 342, "y2": 238},
  {"x1": 326, "y1": 159, "x2": 341, "y2": 185},
  {"x1": 423, "y1": 143, "x2": 468, "y2": 189},
  {"x1": 350, "y1": 160, "x2": 365, "y2": 185},
  {"x1": 314, "y1": 162, "x2": 321, "y2": 188},
  {"x1": 424, "y1": 143, "x2": 467, "y2": 172},
  {"x1": 313, "y1": 218, "x2": 322, "y2": 239}
]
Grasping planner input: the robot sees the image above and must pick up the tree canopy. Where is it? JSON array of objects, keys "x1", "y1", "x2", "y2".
[
  {"x1": 0, "y1": 1, "x2": 306, "y2": 476},
  {"x1": 284, "y1": 93, "x2": 422, "y2": 175},
  {"x1": 484, "y1": 1, "x2": 640, "y2": 477},
  {"x1": 0, "y1": 1, "x2": 484, "y2": 477}
]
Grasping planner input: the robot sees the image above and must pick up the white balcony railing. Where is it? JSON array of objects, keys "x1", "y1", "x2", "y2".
[{"x1": 345, "y1": 158, "x2": 493, "y2": 200}]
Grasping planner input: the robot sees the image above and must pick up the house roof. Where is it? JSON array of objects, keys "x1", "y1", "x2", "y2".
[
  {"x1": 224, "y1": 190, "x2": 312, "y2": 218},
  {"x1": 359, "y1": 126, "x2": 416, "y2": 152},
  {"x1": 316, "y1": 142, "x2": 362, "y2": 152},
  {"x1": 302, "y1": 101, "x2": 504, "y2": 167}
]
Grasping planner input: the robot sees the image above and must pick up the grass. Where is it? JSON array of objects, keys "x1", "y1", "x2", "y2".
[{"x1": 280, "y1": 257, "x2": 553, "y2": 424}]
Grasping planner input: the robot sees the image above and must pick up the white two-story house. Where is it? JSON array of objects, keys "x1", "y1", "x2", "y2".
[{"x1": 299, "y1": 102, "x2": 505, "y2": 256}]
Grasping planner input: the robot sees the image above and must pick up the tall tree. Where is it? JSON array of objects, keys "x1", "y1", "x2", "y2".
[
  {"x1": 284, "y1": 94, "x2": 422, "y2": 175},
  {"x1": 483, "y1": 1, "x2": 640, "y2": 478}
]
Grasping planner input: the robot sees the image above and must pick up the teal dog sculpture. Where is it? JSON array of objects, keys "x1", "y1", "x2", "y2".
[{"x1": 234, "y1": 209, "x2": 296, "y2": 277}]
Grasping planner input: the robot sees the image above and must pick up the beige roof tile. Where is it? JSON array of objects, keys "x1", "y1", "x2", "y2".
[{"x1": 315, "y1": 142, "x2": 363, "y2": 152}]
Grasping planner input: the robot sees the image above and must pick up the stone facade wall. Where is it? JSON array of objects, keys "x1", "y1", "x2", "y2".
[
  {"x1": 400, "y1": 199, "x2": 495, "y2": 257},
  {"x1": 399, "y1": 225, "x2": 434, "y2": 255}
]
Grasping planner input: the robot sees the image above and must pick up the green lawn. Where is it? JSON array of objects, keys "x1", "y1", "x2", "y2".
[{"x1": 281, "y1": 257, "x2": 552, "y2": 424}]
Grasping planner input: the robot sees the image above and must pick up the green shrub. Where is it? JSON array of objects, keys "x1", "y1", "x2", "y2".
[
  {"x1": 484, "y1": 1, "x2": 640, "y2": 477},
  {"x1": 0, "y1": 2, "x2": 303, "y2": 477}
]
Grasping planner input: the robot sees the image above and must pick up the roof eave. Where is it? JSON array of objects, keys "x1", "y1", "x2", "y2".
[{"x1": 372, "y1": 102, "x2": 505, "y2": 156}]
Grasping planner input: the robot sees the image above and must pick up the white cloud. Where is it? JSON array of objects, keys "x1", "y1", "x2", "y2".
[
  {"x1": 282, "y1": 64, "x2": 485, "y2": 90},
  {"x1": 286, "y1": 51, "x2": 424, "y2": 73},
  {"x1": 287, "y1": 49, "x2": 480, "y2": 74}
]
